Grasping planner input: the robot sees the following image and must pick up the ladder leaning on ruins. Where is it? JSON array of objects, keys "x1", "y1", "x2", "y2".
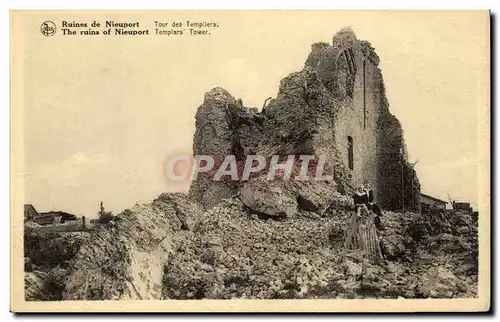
[{"x1": 343, "y1": 206, "x2": 383, "y2": 263}]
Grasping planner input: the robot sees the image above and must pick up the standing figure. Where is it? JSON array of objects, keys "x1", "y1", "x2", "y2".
[
  {"x1": 364, "y1": 182, "x2": 384, "y2": 230},
  {"x1": 353, "y1": 185, "x2": 370, "y2": 217},
  {"x1": 353, "y1": 182, "x2": 384, "y2": 228}
]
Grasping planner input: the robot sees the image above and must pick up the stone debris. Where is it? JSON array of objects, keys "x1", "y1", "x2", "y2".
[
  {"x1": 23, "y1": 28, "x2": 478, "y2": 301},
  {"x1": 24, "y1": 192, "x2": 478, "y2": 301},
  {"x1": 25, "y1": 272, "x2": 47, "y2": 301},
  {"x1": 240, "y1": 180, "x2": 298, "y2": 218}
]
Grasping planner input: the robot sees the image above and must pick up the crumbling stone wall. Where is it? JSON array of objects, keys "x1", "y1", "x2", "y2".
[
  {"x1": 305, "y1": 28, "x2": 420, "y2": 210},
  {"x1": 377, "y1": 113, "x2": 420, "y2": 210},
  {"x1": 189, "y1": 89, "x2": 245, "y2": 209},
  {"x1": 189, "y1": 27, "x2": 420, "y2": 212}
]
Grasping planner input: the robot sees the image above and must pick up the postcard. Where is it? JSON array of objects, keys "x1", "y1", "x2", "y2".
[{"x1": 11, "y1": 10, "x2": 490, "y2": 312}]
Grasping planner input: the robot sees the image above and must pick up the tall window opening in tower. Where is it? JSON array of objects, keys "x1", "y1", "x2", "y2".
[{"x1": 348, "y1": 136, "x2": 354, "y2": 170}]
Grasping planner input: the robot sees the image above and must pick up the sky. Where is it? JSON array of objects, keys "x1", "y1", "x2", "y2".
[{"x1": 16, "y1": 11, "x2": 489, "y2": 217}]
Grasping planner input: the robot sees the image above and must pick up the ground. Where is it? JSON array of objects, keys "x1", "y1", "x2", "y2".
[{"x1": 24, "y1": 193, "x2": 478, "y2": 300}]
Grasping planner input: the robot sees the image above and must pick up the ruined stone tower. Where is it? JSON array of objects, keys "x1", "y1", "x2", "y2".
[{"x1": 190, "y1": 28, "x2": 420, "y2": 213}]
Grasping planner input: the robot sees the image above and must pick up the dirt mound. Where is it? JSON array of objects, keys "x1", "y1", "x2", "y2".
[{"x1": 62, "y1": 193, "x2": 201, "y2": 300}]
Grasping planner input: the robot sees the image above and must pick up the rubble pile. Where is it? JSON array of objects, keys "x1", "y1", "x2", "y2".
[
  {"x1": 161, "y1": 198, "x2": 478, "y2": 299},
  {"x1": 24, "y1": 192, "x2": 478, "y2": 300},
  {"x1": 61, "y1": 193, "x2": 202, "y2": 300},
  {"x1": 163, "y1": 198, "x2": 346, "y2": 299},
  {"x1": 24, "y1": 227, "x2": 91, "y2": 300},
  {"x1": 25, "y1": 193, "x2": 202, "y2": 300}
]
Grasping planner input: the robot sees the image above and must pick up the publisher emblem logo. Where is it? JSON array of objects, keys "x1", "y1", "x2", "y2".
[{"x1": 40, "y1": 21, "x2": 56, "y2": 37}]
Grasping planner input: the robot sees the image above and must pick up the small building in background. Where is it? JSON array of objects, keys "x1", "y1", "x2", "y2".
[
  {"x1": 24, "y1": 204, "x2": 78, "y2": 225},
  {"x1": 32, "y1": 211, "x2": 77, "y2": 226},
  {"x1": 420, "y1": 193, "x2": 447, "y2": 213},
  {"x1": 24, "y1": 204, "x2": 39, "y2": 221}
]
